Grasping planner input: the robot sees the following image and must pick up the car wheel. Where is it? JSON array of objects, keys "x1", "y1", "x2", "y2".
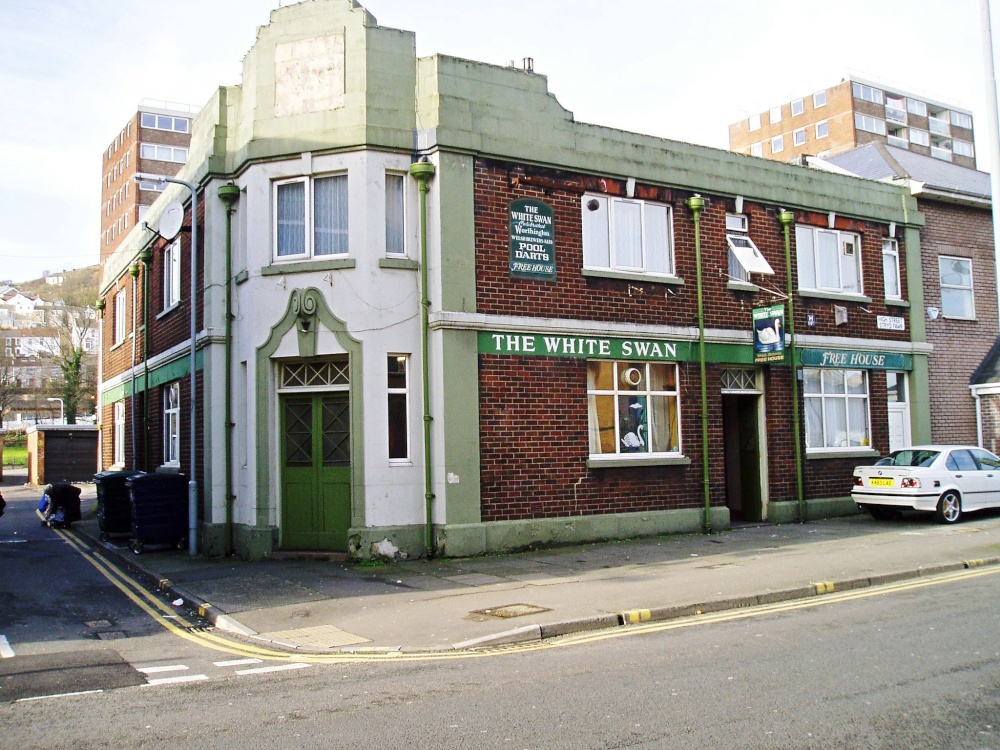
[
  {"x1": 868, "y1": 506, "x2": 901, "y2": 521},
  {"x1": 935, "y1": 491, "x2": 962, "y2": 524}
]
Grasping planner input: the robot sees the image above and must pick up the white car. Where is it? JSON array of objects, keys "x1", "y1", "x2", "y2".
[{"x1": 852, "y1": 445, "x2": 1000, "y2": 524}]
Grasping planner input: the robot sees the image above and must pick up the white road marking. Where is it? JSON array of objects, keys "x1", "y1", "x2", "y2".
[
  {"x1": 17, "y1": 690, "x2": 103, "y2": 702},
  {"x1": 137, "y1": 664, "x2": 189, "y2": 674},
  {"x1": 214, "y1": 658, "x2": 264, "y2": 667},
  {"x1": 0, "y1": 635, "x2": 15, "y2": 658},
  {"x1": 145, "y1": 674, "x2": 209, "y2": 686},
  {"x1": 236, "y1": 662, "x2": 312, "y2": 676}
]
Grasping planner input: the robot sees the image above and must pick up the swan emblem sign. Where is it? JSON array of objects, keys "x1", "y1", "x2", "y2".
[{"x1": 753, "y1": 304, "x2": 786, "y2": 363}]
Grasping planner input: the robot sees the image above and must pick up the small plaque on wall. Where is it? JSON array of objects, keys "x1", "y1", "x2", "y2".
[{"x1": 508, "y1": 198, "x2": 556, "y2": 281}]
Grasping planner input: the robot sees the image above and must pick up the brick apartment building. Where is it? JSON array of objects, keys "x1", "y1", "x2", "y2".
[
  {"x1": 97, "y1": 0, "x2": 933, "y2": 561},
  {"x1": 729, "y1": 77, "x2": 976, "y2": 170},
  {"x1": 100, "y1": 102, "x2": 196, "y2": 266}
]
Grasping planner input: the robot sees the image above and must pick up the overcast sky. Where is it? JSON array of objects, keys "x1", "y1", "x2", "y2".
[{"x1": 1, "y1": 0, "x2": 995, "y2": 283}]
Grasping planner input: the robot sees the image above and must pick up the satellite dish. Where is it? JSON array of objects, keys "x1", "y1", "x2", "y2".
[{"x1": 159, "y1": 201, "x2": 184, "y2": 240}]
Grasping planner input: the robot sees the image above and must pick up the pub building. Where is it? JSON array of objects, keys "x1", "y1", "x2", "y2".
[{"x1": 97, "y1": 0, "x2": 928, "y2": 560}]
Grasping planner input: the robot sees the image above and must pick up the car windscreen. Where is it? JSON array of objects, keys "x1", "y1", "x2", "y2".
[{"x1": 875, "y1": 449, "x2": 940, "y2": 468}]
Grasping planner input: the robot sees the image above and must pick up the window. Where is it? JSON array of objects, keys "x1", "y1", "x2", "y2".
[
  {"x1": 791, "y1": 98, "x2": 804, "y2": 116},
  {"x1": 882, "y1": 239, "x2": 901, "y2": 300},
  {"x1": 587, "y1": 361, "x2": 680, "y2": 457},
  {"x1": 726, "y1": 213, "x2": 773, "y2": 282},
  {"x1": 274, "y1": 174, "x2": 349, "y2": 259},
  {"x1": 140, "y1": 112, "x2": 190, "y2": 133},
  {"x1": 804, "y1": 369, "x2": 870, "y2": 451},
  {"x1": 387, "y1": 355, "x2": 409, "y2": 460},
  {"x1": 907, "y1": 99, "x2": 927, "y2": 117},
  {"x1": 909, "y1": 129, "x2": 930, "y2": 147},
  {"x1": 939, "y1": 256, "x2": 975, "y2": 319},
  {"x1": 854, "y1": 113, "x2": 886, "y2": 135},
  {"x1": 885, "y1": 96, "x2": 906, "y2": 124},
  {"x1": 852, "y1": 82, "x2": 883, "y2": 104},
  {"x1": 953, "y1": 140, "x2": 975, "y2": 158},
  {"x1": 138, "y1": 179, "x2": 167, "y2": 192},
  {"x1": 813, "y1": 90, "x2": 827, "y2": 108},
  {"x1": 795, "y1": 225, "x2": 863, "y2": 295},
  {"x1": 793, "y1": 128, "x2": 806, "y2": 147},
  {"x1": 771, "y1": 135, "x2": 784, "y2": 154},
  {"x1": 749, "y1": 143, "x2": 763, "y2": 157},
  {"x1": 163, "y1": 383, "x2": 181, "y2": 465},
  {"x1": 139, "y1": 143, "x2": 188, "y2": 163},
  {"x1": 769, "y1": 107, "x2": 782, "y2": 124},
  {"x1": 113, "y1": 290, "x2": 126, "y2": 344},
  {"x1": 164, "y1": 240, "x2": 181, "y2": 309},
  {"x1": 581, "y1": 194, "x2": 674, "y2": 277},
  {"x1": 950, "y1": 111, "x2": 973, "y2": 129},
  {"x1": 385, "y1": 173, "x2": 405, "y2": 255},
  {"x1": 749, "y1": 114, "x2": 761, "y2": 132},
  {"x1": 815, "y1": 120, "x2": 829, "y2": 139},
  {"x1": 113, "y1": 401, "x2": 126, "y2": 466}
]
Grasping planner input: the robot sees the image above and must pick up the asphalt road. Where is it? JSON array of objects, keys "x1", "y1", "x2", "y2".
[{"x1": 2, "y1": 562, "x2": 997, "y2": 749}]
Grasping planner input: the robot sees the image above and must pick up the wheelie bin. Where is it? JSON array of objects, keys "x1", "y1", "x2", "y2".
[
  {"x1": 126, "y1": 473, "x2": 188, "y2": 554},
  {"x1": 93, "y1": 470, "x2": 142, "y2": 541}
]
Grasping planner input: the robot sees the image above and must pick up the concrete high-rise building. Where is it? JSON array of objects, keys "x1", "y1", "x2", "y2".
[
  {"x1": 728, "y1": 77, "x2": 976, "y2": 170},
  {"x1": 99, "y1": 101, "x2": 196, "y2": 265}
]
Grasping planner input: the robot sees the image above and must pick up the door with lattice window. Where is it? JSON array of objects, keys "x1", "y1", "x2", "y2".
[{"x1": 280, "y1": 392, "x2": 351, "y2": 550}]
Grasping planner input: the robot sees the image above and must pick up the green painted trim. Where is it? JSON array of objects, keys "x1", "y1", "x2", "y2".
[
  {"x1": 901, "y1": 225, "x2": 931, "y2": 444},
  {"x1": 100, "y1": 351, "x2": 205, "y2": 406},
  {"x1": 261, "y1": 258, "x2": 357, "y2": 276},
  {"x1": 254, "y1": 287, "x2": 365, "y2": 546},
  {"x1": 439, "y1": 329, "x2": 482, "y2": 525},
  {"x1": 581, "y1": 269, "x2": 685, "y2": 286},
  {"x1": 235, "y1": 270, "x2": 250, "y2": 285},
  {"x1": 437, "y1": 152, "x2": 478, "y2": 312},
  {"x1": 378, "y1": 257, "x2": 419, "y2": 270},
  {"x1": 797, "y1": 348, "x2": 913, "y2": 371},
  {"x1": 768, "y1": 497, "x2": 860, "y2": 524}
]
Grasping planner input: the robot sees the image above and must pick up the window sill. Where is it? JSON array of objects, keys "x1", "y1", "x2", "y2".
[
  {"x1": 588, "y1": 455, "x2": 691, "y2": 469},
  {"x1": 799, "y1": 290, "x2": 873, "y2": 305},
  {"x1": 235, "y1": 270, "x2": 249, "y2": 286},
  {"x1": 379, "y1": 257, "x2": 419, "y2": 271},
  {"x1": 583, "y1": 268, "x2": 685, "y2": 286},
  {"x1": 110, "y1": 340, "x2": 126, "y2": 352},
  {"x1": 885, "y1": 298, "x2": 910, "y2": 308},
  {"x1": 388, "y1": 460, "x2": 413, "y2": 467},
  {"x1": 727, "y1": 280, "x2": 759, "y2": 293},
  {"x1": 157, "y1": 463, "x2": 182, "y2": 473},
  {"x1": 806, "y1": 448, "x2": 878, "y2": 460},
  {"x1": 157, "y1": 303, "x2": 180, "y2": 321},
  {"x1": 262, "y1": 258, "x2": 356, "y2": 276},
  {"x1": 942, "y1": 315, "x2": 977, "y2": 322}
]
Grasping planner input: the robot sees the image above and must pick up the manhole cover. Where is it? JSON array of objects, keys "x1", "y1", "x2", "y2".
[{"x1": 471, "y1": 603, "x2": 551, "y2": 619}]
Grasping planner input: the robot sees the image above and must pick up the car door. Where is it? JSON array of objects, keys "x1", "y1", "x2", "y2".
[
  {"x1": 947, "y1": 449, "x2": 988, "y2": 510},
  {"x1": 971, "y1": 448, "x2": 1000, "y2": 508}
]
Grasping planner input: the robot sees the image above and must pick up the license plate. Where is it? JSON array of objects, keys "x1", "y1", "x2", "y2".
[{"x1": 868, "y1": 478, "x2": 894, "y2": 487}]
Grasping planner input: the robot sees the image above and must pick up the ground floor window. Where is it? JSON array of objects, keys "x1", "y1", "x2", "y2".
[
  {"x1": 164, "y1": 382, "x2": 180, "y2": 466},
  {"x1": 803, "y1": 368, "x2": 870, "y2": 450},
  {"x1": 587, "y1": 361, "x2": 680, "y2": 457},
  {"x1": 387, "y1": 354, "x2": 409, "y2": 461},
  {"x1": 113, "y1": 400, "x2": 125, "y2": 466}
]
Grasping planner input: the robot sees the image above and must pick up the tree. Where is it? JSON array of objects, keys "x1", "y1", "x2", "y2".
[
  {"x1": 41, "y1": 306, "x2": 97, "y2": 424},
  {"x1": 0, "y1": 355, "x2": 20, "y2": 428}
]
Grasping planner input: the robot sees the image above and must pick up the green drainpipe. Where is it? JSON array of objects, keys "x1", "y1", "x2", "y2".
[
  {"x1": 409, "y1": 158, "x2": 436, "y2": 557},
  {"x1": 778, "y1": 209, "x2": 806, "y2": 523},
  {"x1": 685, "y1": 195, "x2": 712, "y2": 534},
  {"x1": 140, "y1": 245, "x2": 152, "y2": 472},
  {"x1": 218, "y1": 183, "x2": 240, "y2": 555}
]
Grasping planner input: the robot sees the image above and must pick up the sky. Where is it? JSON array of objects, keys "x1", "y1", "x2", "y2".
[{"x1": 1, "y1": 0, "x2": 997, "y2": 283}]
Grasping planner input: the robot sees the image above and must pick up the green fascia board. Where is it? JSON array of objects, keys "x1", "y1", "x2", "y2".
[{"x1": 100, "y1": 349, "x2": 205, "y2": 406}]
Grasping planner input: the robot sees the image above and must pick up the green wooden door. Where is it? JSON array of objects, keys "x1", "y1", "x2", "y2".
[{"x1": 280, "y1": 392, "x2": 351, "y2": 550}]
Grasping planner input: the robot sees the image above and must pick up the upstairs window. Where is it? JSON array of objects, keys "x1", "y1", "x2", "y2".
[
  {"x1": 813, "y1": 90, "x2": 827, "y2": 108},
  {"x1": 139, "y1": 143, "x2": 188, "y2": 163},
  {"x1": 791, "y1": 98, "x2": 804, "y2": 116},
  {"x1": 274, "y1": 174, "x2": 349, "y2": 259},
  {"x1": 749, "y1": 114, "x2": 761, "y2": 132},
  {"x1": 939, "y1": 256, "x2": 975, "y2": 319},
  {"x1": 113, "y1": 290, "x2": 127, "y2": 345},
  {"x1": 726, "y1": 213, "x2": 773, "y2": 283},
  {"x1": 140, "y1": 113, "x2": 190, "y2": 133},
  {"x1": 769, "y1": 107, "x2": 782, "y2": 124},
  {"x1": 771, "y1": 135, "x2": 784, "y2": 154},
  {"x1": 793, "y1": 128, "x2": 806, "y2": 147},
  {"x1": 749, "y1": 143, "x2": 763, "y2": 157},
  {"x1": 907, "y1": 99, "x2": 927, "y2": 117},
  {"x1": 385, "y1": 173, "x2": 405, "y2": 255},
  {"x1": 882, "y1": 239, "x2": 901, "y2": 300},
  {"x1": 815, "y1": 121, "x2": 829, "y2": 139},
  {"x1": 796, "y1": 226, "x2": 863, "y2": 295},
  {"x1": 582, "y1": 195, "x2": 674, "y2": 277},
  {"x1": 164, "y1": 240, "x2": 181, "y2": 310},
  {"x1": 855, "y1": 113, "x2": 886, "y2": 135},
  {"x1": 950, "y1": 111, "x2": 972, "y2": 129},
  {"x1": 852, "y1": 82, "x2": 883, "y2": 104}
]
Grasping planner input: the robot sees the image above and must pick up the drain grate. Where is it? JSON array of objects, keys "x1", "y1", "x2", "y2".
[{"x1": 471, "y1": 603, "x2": 551, "y2": 619}]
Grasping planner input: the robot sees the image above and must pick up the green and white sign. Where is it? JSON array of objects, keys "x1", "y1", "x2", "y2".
[
  {"x1": 479, "y1": 331, "x2": 691, "y2": 361},
  {"x1": 798, "y1": 348, "x2": 912, "y2": 371},
  {"x1": 509, "y1": 199, "x2": 556, "y2": 281}
]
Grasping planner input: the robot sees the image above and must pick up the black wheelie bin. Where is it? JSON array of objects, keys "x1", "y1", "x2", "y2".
[
  {"x1": 126, "y1": 473, "x2": 188, "y2": 554},
  {"x1": 93, "y1": 470, "x2": 142, "y2": 541}
]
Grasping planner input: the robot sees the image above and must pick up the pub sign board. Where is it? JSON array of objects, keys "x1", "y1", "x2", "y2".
[
  {"x1": 753, "y1": 304, "x2": 785, "y2": 363},
  {"x1": 509, "y1": 198, "x2": 556, "y2": 281}
]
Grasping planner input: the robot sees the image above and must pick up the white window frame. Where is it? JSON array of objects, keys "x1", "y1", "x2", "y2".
[
  {"x1": 726, "y1": 213, "x2": 773, "y2": 282},
  {"x1": 587, "y1": 361, "x2": 682, "y2": 459},
  {"x1": 804, "y1": 368, "x2": 871, "y2": 452},
  {"x1": 581, "y1": 194, "x2": 675, "y2": 278},
  {"x1": 749, "y1": 113, "x2": 761, "y2": 132},
  {"x1": 140, "y1": 112, "x2": 190, "y2": 133},
  {"x1": 113, "y1": 400, "x2": 126, "y2": 467},
  {"x1": 387, "y1": 354, "x2": 410, "y2": 462},
  {"x1": 793, "y1": 128, "x2": 806, "y2": 147},
  {"x1": 113, "y1": 290, "x2": 126, "y2": 345},
  {"x1": 139, "y1": 143, "x2": 188, "y2": 163},
  {"x1": 907, "y1": 99, "x2": 927, "y2": 117},
  {"x1": 749, "y1": 142, "x2": 763, "y2": 157},
  {"x1": 882, "y1": 238, "x2": 901, "y2": 301},
  {"x1": 385, "y1": 172, "x2": 406, "y2": 256},
  {"x1": 909, "y1": 128, "x2": 930, "y2": 147},
  {"x1": 950, "y1": 111, "x2": 972, "y2": 129},
  {"x1": 939, "y1": 255, "x2": 975, "y2": 319},
  {"x1": 273, "y1": 173, "x2": 349, "y2": 261},
  {"x1": 771, "y1": 135, "x2": 784, "y2": 154},
  {"x1": 164, "y1": 240, "x2": 181, "y2": 310},
  {"x1": 164, "y1": 382, "x2": 181, "y2": 466},
  {"x1": 852, "y1": 82, "x2": 883, "y2": 104},
  {"x1": 953, "y1": 140, "x2": 975, "y2": 158},
  {"x1": 795, "y1": 225, "x2": 864, "y2": 296},
  {"x1": 769, "y1": 107, "x2": 782, "y2": 124},
  {"x1": 815, "y1": 120, "x2": 829, "y2": 139},
  {"x1": 791, "y1": 98, "x2": 804, "y2": 117},
  {"x1": 813, "y1": 90, "x2": 827, "y2": 108},
  {"x1": 855, "y1": 113, "x2": 886, "y2": 135}
]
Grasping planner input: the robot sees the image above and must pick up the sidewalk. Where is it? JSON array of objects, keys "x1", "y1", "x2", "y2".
[{"x1": 5, "y1": 468, "x2": 1000, "y2": 653}]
